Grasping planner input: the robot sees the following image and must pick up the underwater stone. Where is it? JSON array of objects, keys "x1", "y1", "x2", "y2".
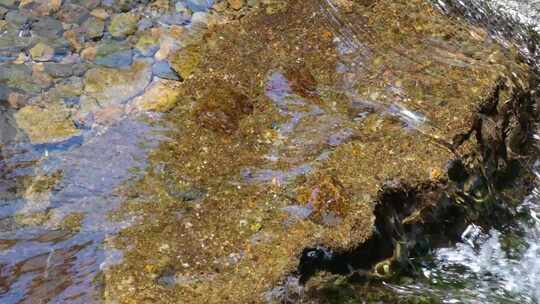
[
  {"x1": 186, "y1": 0, "x2": 214, "y2": 12},
  {"x1": 83, "y1": 59, "x2": 152, "y2": 108},
  {"x1": 29, "y1": 42, "x2": 55, "y2": 61},
  {"x1": 14, "y1": 102, "x2": 79, "y2": 144},
  {"x1": 94, "y1": 40, "x2": 133, "y2": 68},
  {"x1": 129, "y1": 78, "x2": 182, "y2": 112},
  {"x1": 31, "y1": 16, "x2": 64, "y2": 38},
  {"x1": 82, "y1": 17, "x2": 105, "y2": 40},
  {"x1": 152, "y1": 60, "x2": 181, "y2": 81},
  {"x1": 109, "y1": 13, "x2": 139, "y2": 38}
]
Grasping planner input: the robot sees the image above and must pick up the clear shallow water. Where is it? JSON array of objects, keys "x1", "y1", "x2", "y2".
[
  {"x1": 0, "y1": 1, "x2": 208, "y2": 302},
  {"x1": 0, "y1": 0, "x2": 538, "y2": 303}
]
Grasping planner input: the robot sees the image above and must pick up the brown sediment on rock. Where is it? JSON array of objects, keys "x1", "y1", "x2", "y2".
[{"x1": 104, "y1": 0, "x2": 539, "y2": 303}]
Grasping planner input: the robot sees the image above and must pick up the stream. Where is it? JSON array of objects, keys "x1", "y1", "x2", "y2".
[
  {"x1": 0, "y1": 0, "x2": 539, "y2": 303},
  {"x1": 382, "y1": 1, "x2": 540, "y2": 303}
]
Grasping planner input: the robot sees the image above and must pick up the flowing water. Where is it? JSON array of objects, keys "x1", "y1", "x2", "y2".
[
  {"x1": 0, "y1": 0, "x2": 539, "y2": 303},
  {"x1": 381, "y1": 1, "x2": 540, "y2": 303}
]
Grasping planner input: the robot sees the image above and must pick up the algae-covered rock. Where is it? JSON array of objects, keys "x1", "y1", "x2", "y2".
[
  {"x1": 14, "y1": 102, "x2": 79, "y2": 144},
  {"x1": 129, "y1": 79, "x2": 183, "y2": 113},
  {"x1": 83, "y1": 59, "x2": 152, "y2": 109},
  {"x1": 109, "y1": 13, "x2": 139, "y2": 38},
  {"x1": 29, "y1": 42, "x2": 55, "y2": 62},
  {"x1": 169, "y1": 44, "x2": 202, "y2": 79},
  {"x1": 94, "y1": 39, "x2": 133, "y2": 67},
  {"x1": 194, "y1": 84, "x2": 254, "y2": 133},
  {"x1": 103, "y1": 0, "x2": 537, "y2": 303}
]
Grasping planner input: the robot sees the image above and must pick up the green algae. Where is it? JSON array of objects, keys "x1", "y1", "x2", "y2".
[
  {"x1": 14, "y1": 102, "x2": 79, "y2": 144},
  {"x1": 104, "y1": 0, "x2": 536, "y2": 302}
]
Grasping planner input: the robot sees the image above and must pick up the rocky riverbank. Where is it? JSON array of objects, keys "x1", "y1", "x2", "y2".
[
  {"x1": 0, "y1": 0, "x2": 264, "y2": 147},
  {"x1": 96, "y1": 0, "x2": 540, "y2": 303}
]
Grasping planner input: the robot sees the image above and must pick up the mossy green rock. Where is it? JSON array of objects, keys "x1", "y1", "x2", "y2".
[
  {"x1": 14, "y1": 102, "x2": 79, "y2": 144},
  {"x1": 108, "y1": 13, "x2": 139, "y2": 38},
  {"x1": 29, "y1": 42, "x2": 55, "y2": 61},
  {"x1": 129, "y1": 79, "x2": 182, "y2": 113},
  {"x1": 104, "y1": 0, "x2": 535, "y2": 303},
  {"x1": 83, "y1": 59, "x2": 152, "y2": 109}
]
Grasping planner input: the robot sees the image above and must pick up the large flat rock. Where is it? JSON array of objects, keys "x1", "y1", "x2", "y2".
[{"x1": 103, "y1": 0, "x2": 535, "y2": 302}]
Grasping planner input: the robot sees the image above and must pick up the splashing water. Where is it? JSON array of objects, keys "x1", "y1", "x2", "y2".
[{"x1": 384, "y1": 2, "x2": 540, "y2": 302}]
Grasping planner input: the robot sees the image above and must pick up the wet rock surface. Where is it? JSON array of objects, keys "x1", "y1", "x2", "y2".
[
  {"x1": 99, "y1": 0, "x2": 539, "y2": 303},
  {"x1": 0, "y1": 0, "x2": 240, "y2": 302},
  {"x1": 0, "y1": 0, "x2": 538, "y2": 303}
]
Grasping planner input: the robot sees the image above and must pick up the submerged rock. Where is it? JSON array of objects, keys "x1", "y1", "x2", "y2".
[
  {"x1": 97, "y1": 0, "x2": 538, "y2": 302},
  {"x1": 82, "y1": 59, "x2": 152, "y2": 110},
  {"x1": 109, "y1": 12, "x2": 139, "y2": 38},
  {"x1": 14, "y1": 102, "x2": 79, "y2": 144},
  {"x1": 129, "y1": 78, "x2": 182, "y2": 113},
  {"x1": 194, "y1": 84, "x2": 254, "y2": 134}
]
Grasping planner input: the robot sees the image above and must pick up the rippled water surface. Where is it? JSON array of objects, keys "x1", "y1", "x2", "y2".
[
  {"x1": 0, "y1": 0, "x2": 539, "y2": 303},
  {"x1": 385, "y1": 1, "x2": 540, "y2": 303}
]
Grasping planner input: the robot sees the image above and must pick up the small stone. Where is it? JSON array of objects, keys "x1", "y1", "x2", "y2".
[
  {"x1": 90, "y1": 8, "x2": 109, "y2": 20},
  {"x1": 135, "y1": 32, "x2": 160, "y2": 57},
  {"x1": 82, "y1": 17, "x2": 105, "y2": 39},
  {"x1": 5, "y1": 10, "x2": 29, "y2": 26},
  {"x1": 109, "y1": 13, "x2": 139, "y2": 38},
  {"x1": 31, "y1": 16, "x2": 64, "y2": 38},
  {"x1": 7, "y1": 92, "x2": 29, "y2": 109},
  {"x1": 158, "y1": 13, "x2": 189, "y2": 26},
  {"x1": 52, "y1": 77, "x2": 83, "y2": 99},
  {"x1": 94, "y1": 105, "x2": 124, "y2": 126},
  {"x1": 0, "y1": 0, "x2": 17, "y2": 8},
  {"x1": 13, "y1": 52, "x2": 29, "y2": 64},
  {"x1": 94, "y1": 40, "x2": 133, "y2": 67},
  {"x1": 175, "y1": 2, "x2": 191, "y2": 15},
  {"x1": 170, "y1": 44, "x2": 202, "y2": 79},
  {"x1": 128, "y1": 79, "x2": 182, "y2": 113},
  {"x1": 30, "y1": 42, "x2": 55, "y2": 62},
  {"x1": 19, "y1": 0, "x2": 62, "y2": 16},
  {"x1": 72, "y1": 0, "x2": 101, "y2": 10},
  {"x1": 57, "y1": 4, "x2": 90, "y2": 24},
  {"x1": 155, "y1": 39, "x2": 175, "y2": 61},
  {"x1": 83, "y1": 59, "x2": 152, "y2": 109},
  {"x1": 227, "y1": 0, "x2": 245, "y2": 10},
  {"x1": 191, "y1": 12, "x2": 209, "y2": 25},
  {"x1": 14, "y1": 102, "x2": 79, "y2": 144},
  {"x1": 152, "y1": 61, "x2": 181, "y2": 81},
  {"x1": 43, "y1": 63, "x2": 74, "y2": 78},
  {"x1": 64, "y1": 30, "x2": 84, "y2": 52},
  {"x1": 186, "y1": 0, "x2": 213, "y2": 12},
  {"x1": 32, "y1": 63, "x2": 53, "y2": 87},
  {"x1": 138, "y1": 18, "x2": 153, "y2": 32},
  {"x1": 81, "y1": 46, "x2": 97, "y2": 61}
]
